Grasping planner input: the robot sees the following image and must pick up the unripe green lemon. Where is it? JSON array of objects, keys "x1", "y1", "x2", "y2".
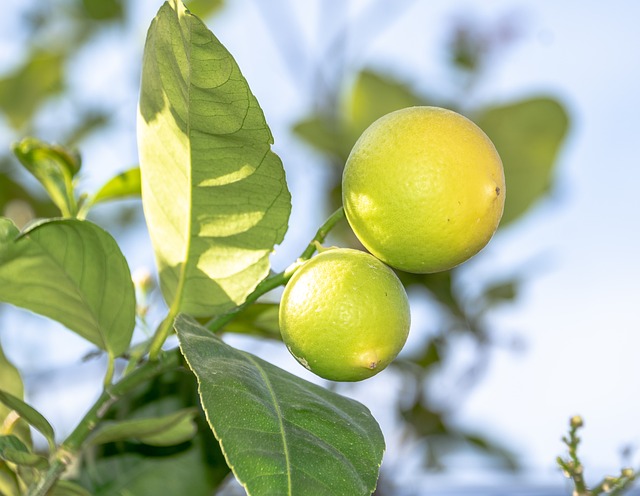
[
  {"x1": 279, "y1": 248, "x2": 410, "y2": 382},
  {"x1": 342, "y1": 106, "x2": 505, "y2": 274}
]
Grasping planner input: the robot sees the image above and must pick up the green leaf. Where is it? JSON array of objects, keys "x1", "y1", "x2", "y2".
[
  {"x1": 49, "y1": 480, "x2": 94, "y2": 496},
  {"x1": 185, "y1": 0, "x2": 224, "y2": 19},
  {"x1": 80, "y1": 0, "x2": 123, "y2": 21},
  {"x1": 0, "y1": 344, "x2": 31, "y2": 446},
  {"x1": 78, "y1": 367, "x2": 230, "y2": 496},
  {"x1": 0, "y1": 51, "x2": 65, "y2": 129},
  {"x1": 0, "y1": 392, "x2": 55, "y2": 453},
  {"x1": 292, "y1": 115, "x2": 349, "y2": 161},
  {"x1": 475, "y1": 97, "x2": 570, "y2": 226},
  {"x1": 0, "y1": 461, "x2": 20, "y2": 496},
  {"x1": 176, "y1": 315, "x2": 385, "y2": 496},
  {"x1": 221, "y1": 302, "x2": 281, "y2": 339},
  {"x1": 0, "y1": 159, "x2": 58, "y2": 227},
  {"x1": 91, "y1": 167, "x2": 141, "y2": 206},
  {"x1": 0, "y1": 435, "x2": 48, "y2": 469},
  {"x1": 12, "y1": 138, "x2": 81, "y2": 218},
  {"x1": 0, "y1": 218, "x2": 135, "y2": 357},
  {"x1": 89, "y1": 408, "x2": 198, "y2": 447},
  {"x1": 346, "y1": 70, "x2": 424, "y2": 142},
  {"x1": 138, "y1": 0, "x2": 291, "y2": 317}
]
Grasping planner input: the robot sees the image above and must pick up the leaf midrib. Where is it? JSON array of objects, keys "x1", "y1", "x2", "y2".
[{"x1": 243, "y1": 353, "x2": 292, "y2": 496}]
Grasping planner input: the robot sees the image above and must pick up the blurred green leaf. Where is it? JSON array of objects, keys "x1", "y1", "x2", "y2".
[
  {"x1": 13, "y1": 138, "x2": 81, "y2": 217},
  {"x1": 0, "y1": 391, "x2": 55, "y2": 453},
  {"x1": 475, "y1": 97, "x2": 569, "y2": 226},
  {"x1": 139, "y1": 0, "x2": 291, "y2": 317},
  {"x1": 0, "y1": 435, "x2": 48, "y2": 469},
  {"x1": 89, "y1": 408, "x2": 198, "y2": 447},
  {"x1": 50, "y1": 480, "x2": 93, "y2": 496},
  {"x1": 0, "y1": 159, "x2": 58, "y2": 226},
  {"x1": 79, "y1": 365, "x2": 230, "y2": 495},
  {"x1": 177, "y1": 315, "x2": 385, "y2": 496},
  {"x1": 292, "y1": 115, "x2": 349, "y2": 161},
  {"x1": 0, "y1": 218, "x2": 135, "y2": 357},
  {"x1": 346, "y1": 70, "x2": 423, "y2": 141},
  {"x1": 90, "y1": 167, "x2": 141, "y2": 206},
  {"x1": 80, "y1": 0, "x2": 123, "y2": 21},
  {"x1": 185, "y1": 0, "x2": 224, "y2": 19},
  {"x1": 0, "y1": 345, "x2": 30, "y2": 496},
  {"x1": 482, "y1": 279, "x2": 518, "y2": 306},
  {"x1": 0, "y1": 51, "x2": 65, "y2": 129},
  {"x1": 222, "y1": 302, "x2": 281, "y2": 339},
  {"x1": 0, "y1": 461, "x2": 20, "y2": 496},
  {"x1": 293, "y1": 70, "x2": 424, "y2": 162},
  {"x1": 0, "y1": 344, "x2": 28, "y2": 437}
]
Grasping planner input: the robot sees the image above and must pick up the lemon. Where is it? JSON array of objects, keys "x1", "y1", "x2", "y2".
[
  {"x1": 342, "y1": 106, "x2": 505, "y2": 273},
  {"x1": 279, "y1": 248, "x2": 410, "y2": 382}
]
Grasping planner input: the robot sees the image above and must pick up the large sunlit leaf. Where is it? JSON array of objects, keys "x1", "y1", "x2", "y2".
[
  {"x1": 176, "y1": 315, "x2": 385, "y2": 496},
  {"x1": 138, "y1": 0, "x2": 291, "y2": 317},
  {"x1": 475, "y1": 97, "x2": 570, "y2": 226},
  {"x1": 0, "y1": 218, "x2": 135, "y2": 357}
]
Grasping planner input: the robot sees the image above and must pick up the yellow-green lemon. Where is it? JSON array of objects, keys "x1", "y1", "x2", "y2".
[
  {"x1": 342, "y1": 106, "x2": 505, "y2": 273},
  {"x1": 279, "y1": 248, "x2": 410, "y2": 382}
]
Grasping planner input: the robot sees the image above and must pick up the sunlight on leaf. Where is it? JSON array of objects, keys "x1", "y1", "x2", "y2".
[{"x1": 138, "y1": 0, "x2": 291, "y2": 318}]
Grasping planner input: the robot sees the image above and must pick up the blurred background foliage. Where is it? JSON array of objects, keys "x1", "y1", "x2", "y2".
[{"x1": 0, "y1": 0, "x2": 570, "y2": 494}]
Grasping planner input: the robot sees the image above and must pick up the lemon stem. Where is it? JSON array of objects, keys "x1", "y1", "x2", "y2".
[{"x1": 204, "y1": 207, "x2": 346, "y2": 334}]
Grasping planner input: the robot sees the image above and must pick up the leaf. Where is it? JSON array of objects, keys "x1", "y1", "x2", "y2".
[
  {"x1": 0, "y1": 344, "x2": 31, "y2": 445},
  {"x1": 79, "y1": 367, "x2": 230, "y2": 496},
  {"x1": 293, "y1": 70, "x2": 424, "y2": 162},
  {"x1": 89, "y1": 408, "x2": 198, "y2": 447},
  {"x1": 91, "y1": 167, "x2": 141, "y2": 205},
  {"x1": 221, "y1": 302, "x2": 281, "y2": 340},
  {"x1": 475, "y1": 97, "x2": 570, "y2": 226},
  {"x1": 0, "y1": 51, "x2": 65, "y2": 129},
  {"x1": 0, "y1": 461, "x2": 20, "y2": 496},
  {"x1": 0, "y1": 435, "x2": 48, "y2": 469},
  {"x1": 176, "y1": 315, "x2": 385, "y2": 496},
  {"x1": 138, "y1": 0, "x2": 291, "y2": 317},
  {"x1": 0, "y1": 218, "x2": 135, "y2": 357},
  {"x1": 0, "y1": 159, "x2": 58, "y2": 227},
  {"x1": 49, "y1": 480, "x2": 94, "y2": 496},
  {"x1": 0, "y1": 392, "x2": 54, "y2": 453},
  {"x1": 12, "y1": 138, "x2": 81, "y2": 217},
  {"x1": 346, "y1": 70, "x2": 424, "y2": 143},
  {"x1": 292, "y1": 115, "x2": 349, "y2": 161},
  {"x1": 185, "y1": 0, "x2": 224, "y2": 19},
  {"x1": 80, "y1": 0, "x2": 123, "y2": 21}
]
